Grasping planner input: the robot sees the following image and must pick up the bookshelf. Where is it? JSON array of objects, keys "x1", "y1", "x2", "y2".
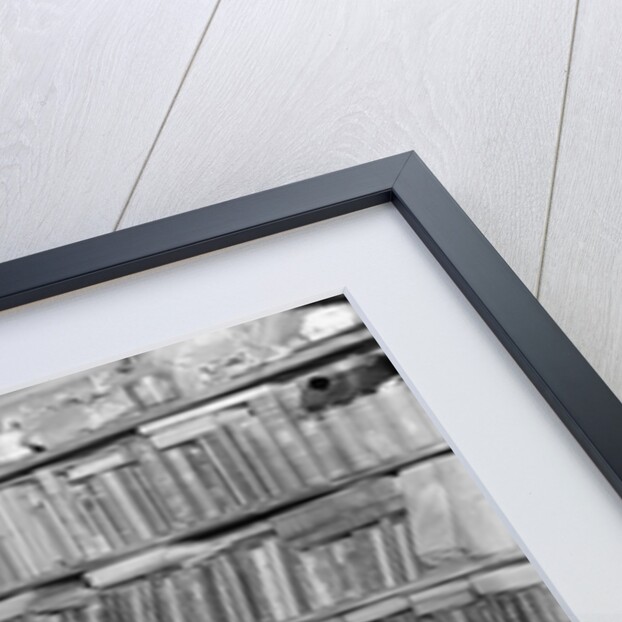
[
  {"x1": 0, "y1": 327, "x2": 375, "y2": 484},
  {"x1": 0, "y1": 311, "x2": 567, "y2": 622},
  {"x1": 288, "y1": 550, "x2": 526, "y2": 622},
  {"x1": 0, "y1": 443, "x2": 449, "y2": 600}
]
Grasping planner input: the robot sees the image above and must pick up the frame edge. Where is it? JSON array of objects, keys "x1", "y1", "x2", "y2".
[{"x1": 392, "y1": 151, "x2": 622, "y2": 499}]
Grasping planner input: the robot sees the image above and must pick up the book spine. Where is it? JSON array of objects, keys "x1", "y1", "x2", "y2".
[
  {"x1": 293, "y1": 548, "x2": 335, "y2": 609},
  {"x1": 289, "y1": 549, "x2": 322, "y2": 611},
  {"x1": 297, "y1": 417, "x2": 351, "y2": 480},
  {"x1": 193, "y1": 562, "x2": 229, "y2": 622},
  {"x1": 207, "y1": 557, "x2": 247, "y2": 622},
  {"x1": 130, "y1": 579, "x2": 158, "y2": 622},
  {"x1": 34, "y1": 469, "x2": 102, "y2": 559},
  {"x1": 246, "y1": 543, "x2": 291, "y2": 621},
  {"x1": 252, "y1": 389, "x2": 327, "y2": 487},
  {"x1": 218, "y1": 410, "x2": 282, "y2": 498},
  {"x1": 323, "y1": 406, "x2": 378, "y2": 471},
  {"x1": 84, "y1": 477, "x2": 133, "y2": 548},
  {"x1": 98, "y1": 587, "x2": 125, "y2": 622},
  {"x1": 182, "y1": 442, "x2": 239, "y2": 514},
  {"x1": 378, "y1": 516, "x2": 407, "y2": 585},
  {"x1": 115, "y1": 466, "x2": 171, "y2": 536},
  {"x1": 13, "y1": 483, "x2": 66, "y2": 571},
  {"x1": 351, "y1": 528, "x2": 384, "y2": 593},
  {"x1": 312, "y1": 545, "x2": 347, "y2": 606},
  {"x1": 179, "y1": 565, "x2": 221, "y2": 621},
  {"x1": 217, "y1": 418, "x2": 274, "y2": 503},
  {"x1": 162, "y1": 447, "x2": 220, "y2": 520},
  {"x1": 240, "y1": 416, "x2": 303, "y2": 494},
  {"x1": 128, "y1": 464, "x2": 175, "y2": 535},
  {"x1": 391, "y1": 515, "x2": 419, "y2": 583},
  {"x1": 118, "y1": 583, "x2": 138, "y2": 622},
  {"x1": 0, "y1": 539, "x2": 16, "y2": 587},
  {"x1": 511, "y1": 588, "x2": 541, "y2": 620},
  {"x1": 156, "y1": 574, "x2": 187, "y2": 622},
  {"x1": 233, "y1": 545, "x2": 273, "y2": 622},
  {"x1": 10, "y1": 483, "x2": 65, "y2": 572},
  {"x1": 0, "y1": 510, "x2": 33, "y2": 581},
  {"x1": 198, "y1": 428, "x2": 264, "y2": 507},
  {"x1": 216, "y1": 555, "x2": 256, "y2": 622},
  {"x1": 127, "y1": 439, "x2": 196, "y2": 528},
  {"x1": 368, "y1": 523, "x2": 399, "y2": 589},
  {"x1": 98, "y1": 470, "x2": 152, "y2": 542},
  {"x1": 263, "y1": 538, "x2": 302, "y2": 619},
  {"x1": 367, "y1": 386, "x2": 418, "y2": 457},
  {"x1": 0, "y1": 537, "x2": 20, "y2": 585},
  {"x1": 74, "y1": 482, "x2": 124, "y2": 552},
  {"x1": 0, "y1": 488, "x2": 43, "y2": 576},
  {"x1": 123, "y1": 581, "x2": 145, "y2": 622},
  {"x1": 328, "y1": 537, "x2": 362, "y2": 601},
  {"x1": 68, "y1": 484, "x2": 123, "y2": 557},
  {"x1": 28, "y1": 482, "x2": 84, "y2": 565},
  {"x1": 336, "y1": 534, "x2": 371, "y2": 593}
]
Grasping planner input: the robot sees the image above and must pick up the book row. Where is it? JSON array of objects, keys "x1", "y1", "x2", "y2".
[
  {"x1": 0, "y1": 563, "x2": 568, "y2": 622},
  {"x1": 0, "y1": 453, "x2": 521, "y2": 621},
  {"x1": 0, "y1": 300, "x2": 363, "y2": 466},
  {"x1": 0, "y1": 366, "x2": 443, "y2": 588},
  {"x1": 347, "y1": 564, "x2": 569, "y2": 622}
]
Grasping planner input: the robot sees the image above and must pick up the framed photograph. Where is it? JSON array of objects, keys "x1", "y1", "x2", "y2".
[{"x1": 0, "y1": 152, "x2": 619, "y2": 621}]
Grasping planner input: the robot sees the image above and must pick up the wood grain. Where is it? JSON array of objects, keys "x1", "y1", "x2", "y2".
[
  {"x1": 539, "y1": 0, "x2": 622, "y2": 400},
  {"x1": 119, "y1": 0, "x2": 576, "y2": 290},
  {"x1": 0, "y1": 0, "x2": 218, "y2": 262}
]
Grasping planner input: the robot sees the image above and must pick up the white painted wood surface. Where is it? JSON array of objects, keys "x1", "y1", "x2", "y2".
[
  {"x1": 118, "y1": 0, "x2": 576, "y2": 290},
  {"x1": 2, "y1": 1, "x2": 619, "y2": 399},
  {"x1": 0, "y1": 0, "x2": 218, "y2": 262},
  {"x1": 539, "y1": 1, "x2": 622, "y2": 400}
]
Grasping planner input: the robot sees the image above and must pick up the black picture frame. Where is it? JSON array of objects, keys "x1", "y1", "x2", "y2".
[{"x1": 1, "y1": 150, "x2": 620, "y2": 503}]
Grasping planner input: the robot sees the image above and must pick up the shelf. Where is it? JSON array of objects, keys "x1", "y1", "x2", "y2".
[
  {"x1": 289, "y1": 551, "x2": 527, "y2": 622},
  {"x1": 0, "y1": 327, "x2": 376, "y2": 484},
  {"x1": 0, "y1": 443, "x2": 451, "y2": 600}
]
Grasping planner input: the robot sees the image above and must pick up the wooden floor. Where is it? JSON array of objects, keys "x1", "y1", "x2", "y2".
[{"x1": 1, "y1": 1, "x2": 620, "y2": 400}]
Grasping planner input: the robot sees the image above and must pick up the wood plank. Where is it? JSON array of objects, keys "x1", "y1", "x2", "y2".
[
  {"x1": 0, "y1": 444, "x2": 451, "y2": 599},
  {"x1": 0, "y1": 0, "x2": 218, "y2": 262},
  {"x1": 538, "y1": 1, "x2": 622, "y2": 400},
  {"x1": 119, "y1": 0, "x2": 576, "y2": 290}
]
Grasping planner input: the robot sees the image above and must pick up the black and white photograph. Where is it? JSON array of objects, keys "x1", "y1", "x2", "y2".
[
  {"x1": 4, "y1": 2, "x2": 622, "y2": 619},
  {"x1": 0, "y1": 296, "x2": 568, "y2": 621}
]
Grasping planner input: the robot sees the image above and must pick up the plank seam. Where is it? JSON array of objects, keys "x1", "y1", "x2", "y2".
[
  {"x1": 534, "y1": 0, "x2": 581, "y2": 298},
  {"x1": 113, "y1": 0, "x2": 225, "y2": 231}
]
